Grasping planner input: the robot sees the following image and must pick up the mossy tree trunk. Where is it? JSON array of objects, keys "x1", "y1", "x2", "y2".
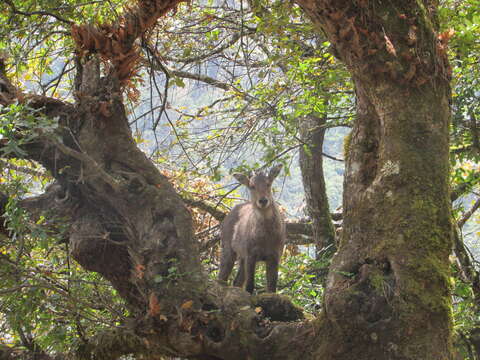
[{"x1": 295, "y1": 0, "x2": 454, "y2": 358}]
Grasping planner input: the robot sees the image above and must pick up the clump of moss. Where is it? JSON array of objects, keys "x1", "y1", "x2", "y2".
[{"x1": 343, "y1": 131, "x2": 352, "y2": 160}]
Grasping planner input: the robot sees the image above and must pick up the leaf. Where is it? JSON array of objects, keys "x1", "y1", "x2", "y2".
[
  {"x1": 148, "y1": 293, "x2": 161, "y2": 316},
  {"x1": 135, "y1": 264, "x2": 145, "y2": 279},
  {"x1": 438, "y1": 28, "x2": 455, "y2": 45},
  {"x1": 181, "y1": 300, "x2": 194, "y2": 310},
  {"x1": 172, "y1": 77, "x2": 185, "y2": 88}
]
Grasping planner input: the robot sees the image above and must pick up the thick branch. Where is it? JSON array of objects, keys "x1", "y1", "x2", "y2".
[
  {"x1": 0, "y1": 56, "x2": 18, "y2": 105},
  {"x1": 181, "y1": 196, "x2": 228, "y2": 222},
  {"x1": 74, "y1": 328, "x2": 146, "y2": 360},
  {"x1": 299, "y1": 113, "x2": 337, "y2": 259},
  {"x1": 469, "y1": 110, "x2": 480, "y2": 155},
  {"x1": 292, "y1": 2, "x2": 454, "y2": 358}
]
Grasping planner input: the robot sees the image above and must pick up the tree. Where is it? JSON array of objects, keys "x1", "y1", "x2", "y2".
[
  {"x1": 293, "y1": 0, "x2": 454, "y2": 358},
  {"x1": 299, "y1": 113, "x2": 337, "y2": 260},
  {"x1": 0, "y1": 0, "x2": 467, "y2": 359},
  {"x1": 151, "y1": 0, "x2": 349, "y2": 260}
]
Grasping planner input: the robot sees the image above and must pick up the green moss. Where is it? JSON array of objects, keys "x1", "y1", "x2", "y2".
[
  {"x1": 343, "y1": 131, "x2": 352, "y2": 160},
  {"x1": 414, "y1": 0, "x2": 436, "y2": 33},
  {"x1": 399, "y1": 254, "x2": 452, "y2": 320},
  {"x1": 369, "y1": 272, "x2": 387, "y2": 294}
]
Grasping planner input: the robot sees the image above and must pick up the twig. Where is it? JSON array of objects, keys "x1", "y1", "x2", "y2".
[
  {"x1": 162, "y1": 31, "x2": 250, "y2": 64},
  {"x1": 4, "y1": 0, "x2": 73, "y2": 25},
  {"x1": 458, "y1": 197, "x2": 480, "y2": 228},
  {"x1": 0, "y1": 159, "x2": 46, "y2": 178},
  {"x1": 142, "y1": 40, "x2": 171, "y2": 131}
]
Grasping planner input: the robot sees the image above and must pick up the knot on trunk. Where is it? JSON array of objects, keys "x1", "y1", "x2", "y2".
[{"x1": 70, "y1": 214, "x2": 130, "y2": 275}]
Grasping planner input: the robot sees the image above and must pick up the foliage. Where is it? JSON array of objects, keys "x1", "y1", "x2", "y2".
[
  {"x1": 0, "y1": 0, "x2": 479, "y2": 358},
  {"x1": 0, "y1": 103, "x2": 59, "y2": 158},
  {"x1": 442, "y1": 0, "x2": 480, "y2": 257},
  {"x1": 0, "y1": 0, "x2": 126, "y2": 99},
  {"x1": 277, "y1": 251, "x2": 326, "y2": 313},
  {"x1": 452, "y1": 276, "x2": 479, "y2": 359},
  {"x1": 0, "y1": 178, "x2": 128, "y2": 356}
]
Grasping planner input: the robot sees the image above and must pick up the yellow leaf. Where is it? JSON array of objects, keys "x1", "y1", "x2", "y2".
[{"x1": 181, "y1": 300, "x2": 194, "y2": 310}]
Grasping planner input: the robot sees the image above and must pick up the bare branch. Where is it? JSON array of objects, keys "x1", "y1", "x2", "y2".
[
  {"x1": 458, "y1": 197, "x2": 480, "y2": 229},
  {"x1": 169, "y1": 68, "x2": 233, "y2": 91},
  {"x1": 182, "y1": 196, "x2": 227, "y2": 222},
  {"x1": 162, "y1": 31, "x2": 250, "y2": 64},
  {"x1": 453, "y1": 226, "x2": 480, "y2": 305}
]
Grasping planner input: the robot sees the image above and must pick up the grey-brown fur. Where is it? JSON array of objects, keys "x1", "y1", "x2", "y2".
[{"x1": 218, "y1": 165, "x2": 286, "y2": 293}]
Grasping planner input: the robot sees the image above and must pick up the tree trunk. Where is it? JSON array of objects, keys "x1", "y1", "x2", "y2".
[
  {"x1": 299, "y1": 113, "x2": 336, "y2": 259},
  {"x1": 295, "y1": 0, "x2": 454, "y2": 358}
]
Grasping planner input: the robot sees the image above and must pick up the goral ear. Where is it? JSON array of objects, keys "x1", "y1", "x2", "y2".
[
  {"x1": 268, "y1": 164, "x2": 283, "y2": 182},
  {"x1": 233, "y1": 173, "x2": 250, "y2": 187}
]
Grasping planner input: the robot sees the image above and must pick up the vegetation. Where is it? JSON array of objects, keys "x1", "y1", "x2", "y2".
[{"x1": 0, "y1": 0, "x2": 478, "y2": 359}]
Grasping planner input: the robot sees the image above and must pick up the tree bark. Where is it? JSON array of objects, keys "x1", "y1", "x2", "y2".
[
  {"x1": 299, "y1": 113, "x2": 336, "y2": 259},
  {"x1": 295, "y1": 0, "x2": 454, "y2": 358}
]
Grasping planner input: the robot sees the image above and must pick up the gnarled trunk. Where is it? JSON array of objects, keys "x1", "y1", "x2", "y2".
[{"x1": 296, "y1": 0, "x2": 454, "y2": 358}]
